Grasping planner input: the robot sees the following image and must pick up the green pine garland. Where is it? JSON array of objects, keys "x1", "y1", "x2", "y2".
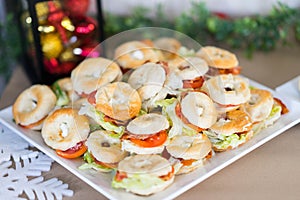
[
  {"x1": 104, "y1": 2, "x2": 300, "y2": 57},
  {"x1": 0, "y1": 13, "x2": 21, "y2": 80},
  {"x1": 1, "y1": 2, "x2": 299, "y2": 79}
]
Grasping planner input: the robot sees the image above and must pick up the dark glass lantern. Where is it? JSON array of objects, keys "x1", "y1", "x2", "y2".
[{"x1": 19, "y1": 0, "x2": 104, "y2": 84}]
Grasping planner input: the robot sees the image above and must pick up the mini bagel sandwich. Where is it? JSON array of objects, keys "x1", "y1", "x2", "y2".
[
  {"x1": 13, "y1": 84, "x2": 57, "y2": 130},
  {"x1": 241, "y1": 88, "x2": 288, "y2": 131},
  {"x1": 155, "y1": 92, "x2": 217, "y2": 138},
  {"x1": 202, "y1": 74, "x2": 251, "y2": 113},
  {"x1": 168, "y1": 56, "x2": 208, "y2": 90},
  {"x1": 41, "y1": 108, "x2": 90, "y2": 158},
  {"x1": 112, "y1": 154, "x2": 175, "y2": 196},
  {"x1": 153, "y1": 37, "x2": 181, "y2": 60},
  {"x1": 241, "y1": 88, "x2": 274, "y2": 123},
  {"x1": 70, "y1": 57, "x2": 122, "y2": 97},
  {"x1": 80, "y1": 130, "x2": 128, "y2": 172},
  {"x1": 204, "y1": 109, "x2": 253, "y2": 152},
  {"x1": 175, "y1": 91, "x2": 218, "y2": 132},
  {"x1": 80, "y1": 82, "x2": 142, "y2": 136},
  {"x1": 196, "y1": 46, "x2": 241, "y2": 76},
  {"x1": 166, "y1": 134, "x2": 212, "y2": 175},
  {"x1": 128, "y1": 62, "x2": 174, "y2": 110},
  {"x1": 121, "y1": 113, "x2": 169, "y2": 154},
  {"x1": 114, "y1": 41, "x2": 160, "y2": 70}
]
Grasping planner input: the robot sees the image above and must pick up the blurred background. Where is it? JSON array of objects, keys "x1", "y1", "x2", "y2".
[{"x1": 0, "y1": 0, "x2": 300, "y2": 97}]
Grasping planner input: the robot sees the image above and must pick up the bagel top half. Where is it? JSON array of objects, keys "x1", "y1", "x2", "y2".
[
  {"x1": 41, "y1": 108, "x2": 90, "y2": 151},
  {"x1": 153, "y1": 37, "x2": 181, "y2": 60},
  {"x1": 180, "y1": 91, "x2": 217, "y2": 129},
  {"x1": 114, "y1": 41, "x2": 160, "y2": 69},
  {"x1": 13, "y1": 84, "x2": 57, "y2": 128},
  {"x1": 166, "y1": 134, "x2": 211, "y2": 160},
  {"x1": 85, "y1": 130, "x2": 127, "y2": 164},
  {"x1": 71, "y1": 57, "x2": 122, "y2": 96},
  {"x1": 196, "y1": 46, "x2": 238, "y2": 69},
  {"x1": 127, "y1": 62, "x2": 166, "y2": 101},
  {"x1": 240, "y1": 88, "x2": 274, "y2": 123},
  {"x1": 202, "y1": 74, "x2": 251, "y2": 106},
  {"x1": 127, "y1": 113, "x2": 169, "y2": 135},
  {"x1": 168, "y1": 56, "x2": 209, "y2": 81},
  {"x1": 94, "y1": 82, "x2": 142, "y2": 121},
  {"x1": 118, "y1": 154, "x2": 172, "y2": 177}
]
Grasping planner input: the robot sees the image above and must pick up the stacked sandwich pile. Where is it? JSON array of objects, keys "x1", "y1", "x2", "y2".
[{"x1": 12, "y1": 38, "x2": 288, "y2": 196}]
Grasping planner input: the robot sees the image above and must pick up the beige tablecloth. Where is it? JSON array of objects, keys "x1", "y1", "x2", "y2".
[{"x1": 1, "y1": 44, "x2": 300, "y2": 200}]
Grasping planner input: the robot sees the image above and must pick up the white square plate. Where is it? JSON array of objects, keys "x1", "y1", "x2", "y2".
[{"x1": 1, "y1": 79, "x2": 300, "y2": 200}]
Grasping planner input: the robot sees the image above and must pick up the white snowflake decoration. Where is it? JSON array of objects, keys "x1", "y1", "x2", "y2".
[{"x1": 0, "y1": 124, "x2": 74, "y2": 200}]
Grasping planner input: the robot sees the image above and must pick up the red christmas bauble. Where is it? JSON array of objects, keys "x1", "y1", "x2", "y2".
[
  {"x1": 44, "y1": 58, "x2": 76, "y2": 74},
  {"x1": 47, "y1": 2, "x2": 69, "y2": 44},
  {"x1": 73, "y1": 16, "x2": 97, "y2": 36},
  {"x1": 78, "y1": 42, "x2": 100, "y2": 58},
  {"x1": 63, "y1": 0, "x2": 90, "y2": 17}
]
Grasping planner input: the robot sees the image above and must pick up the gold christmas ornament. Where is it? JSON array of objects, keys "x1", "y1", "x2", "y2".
[
  {"x1": 35, "y1": 1, "x2": 62, "y2": 22},
  {"x1": 40, "y1": 32, "x2": 64, "y2": 59},
  {"x1": 59, "y1": 47, "x2": 77, "y2": 62}
]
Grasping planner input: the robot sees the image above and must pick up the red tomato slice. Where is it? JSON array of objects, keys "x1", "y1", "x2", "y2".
[
  {"x1": 87, "y1": 90, "x2": 97, "y2": 105},
  {"x1": 159, "y1": 166, "x2": 174, "y2": 181},
  {"x1": 56, "y1": 141, "x2": 87, "y2": 159},
  {"x1": 218, "y1": 66, "x2": 241, "y2": 75},
  {"x1": 130, "y1": 130, "x2": 168, "y2": 148},
  {"x1": 93, "y1": 157, "x2": 117, "y2": 169},
  {"x1": 180, "y1": 159, "x2": 197, "y2": 166},
  {"x1": 115, "y1": 171, "x2": 128, "y2": 182},
  {"x1": 182, "y1": 76, "x2": 205, "y2": 89},
  {"x1": 274, "y1": 97, "x2": 289, "y2": 114}
]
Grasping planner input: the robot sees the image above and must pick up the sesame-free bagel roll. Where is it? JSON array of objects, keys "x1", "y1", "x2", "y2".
[
  {"x1": 41, "y1": 108, "x2": 90, "y2": 156},
  {"x1": 166, "y1": 134, "x2": 212, "y2": 175},
  {"x1": 114, "y1": 41, "x2": 160, "y2": 69},
  {"x1": 169, "y1": 56, "x2": 208, "y2": 89},
  {"x1": 206, "y1": 109, "x2": 253, "y2": 151},
  {"x1": 121, "y1": 113, "x2": 169, "y2": 155},
  {"x1": 71, "y1": 57, "x2": 122, "y2": 97},
  {"x1": 196, "y1": 46, "x2": 241, "y2": 75},
  {"x1": 92, "y1": 82, "x2": 142, "y2": 121},
  {"x1": 128, "y1": 62, "x2": 167, "y2": 102},
  {"x1": 13, "y1": 84, "x2": 57, "y2": 130},
  {"x1": 241, "y1": 88, "x2": 274, "y2": 123},
  {"x1": 178, "y1": 91, "x2": 217, "y2": 131},
  {"x1": 84, "y1": 130, "x2": 128, "y2": 171},
  {"x1": 112, "y1": 154, "x2": 174, "y2": 196},
  {"x1": 202, "y1": 74, "x2": 251, "y2": 113},
  {"x1": 153, "y1": 37, "x2": 181, "y2": 60}
]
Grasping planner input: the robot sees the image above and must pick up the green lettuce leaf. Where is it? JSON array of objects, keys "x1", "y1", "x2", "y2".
[
  {"x1": 155, "y1": 98, "x2": 177, "y2": 110},
  {"x1": 251, "y1": 104, "x2": 282, "y2": 134},
  {"x1": 204, "y1": 130, "x2": 247, "y2": 150},
  {"x1": 264, "y1": 104, "x2": 282, "y2": 127},
  {"x1": 78, "y1": 151, "x2": 112, "y2": 172},
  {"x1": 94, "y1": 111, "x2": 125, "y2": 136},
  {"x1": 52, "y1": 81, "x2": 69, "y2": 106},
  {"x1": 112, "y1": 173, "x2": 165, "y2": 190},
  {"x1": 80, "y1": 104, "x2": 125, "y2": 136}
]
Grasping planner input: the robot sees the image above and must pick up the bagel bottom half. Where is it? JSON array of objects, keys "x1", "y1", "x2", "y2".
[
  {"x1": 166, "y1": 134, "x2": 212, "y2": 175},
  {"x1": 112, "y1": 154, "x2": 174, "y2": 196},
  {"x1": 204, "y1": 129, "x2": 254, "y2": 152}
]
